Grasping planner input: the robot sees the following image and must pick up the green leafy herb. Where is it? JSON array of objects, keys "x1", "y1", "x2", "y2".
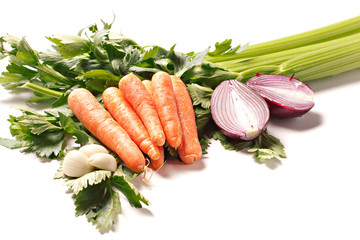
[
  {"x1": 46, "y1": 35, "x2": 92, "y2": 58},
  {"x1": 248, "y1": 130, "x2": 287, "y2": 160},
  {"x1": 187, "y1": 84, "x2": 213, "y2": 109},
  {"x1": 65, "y1": 170, "x2": 112, "y2": 194},
  {"x1": 73, "y1": 180, "x2": 120, "y2": 232},
  {"x1": 111, "y1": 176, "x2": 149, "y2": 208},
  {"x1": 168, "y1": 46, "x2": 209, "y2": 78},
  {"x1": 211, "y1": 129, "x2": 286, "y2": 161},
  {"x1": 59, "y1": 112, "x2": 90, "y2": 145},
  {"x1": 70, "y1": 165, "x2": 149, "y2": 232},
  {"x1": 1, "y1": 106, "x2": 90, "y2": 158},
  {"x1": 0, "y1": 137, "x2": 26, "y2": 149}
]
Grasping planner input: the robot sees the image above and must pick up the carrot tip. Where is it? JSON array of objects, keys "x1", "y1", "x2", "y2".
[{"x1": 182, "y1": 154, "x2": 200, "y2": 164}]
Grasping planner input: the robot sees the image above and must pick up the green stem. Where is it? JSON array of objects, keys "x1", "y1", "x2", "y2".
[
  {"x1": 276, "y1": 33, "x2": 360, "y2": 81},
  {"x1": 21, "y1": 82, "x2": 64, "y2": 98},
  {"x1": 215, "y1": 32, "x2": 360, "y2": 73},
  {"x1": 207, "y1": 15, "x2": 360, "y2": 63},
  {"x1": 237, "y1": 65, "x2": 279, "y2": 81},
  {"x1": 282, "y1": 53, "x2": 360, "y2": 81}
]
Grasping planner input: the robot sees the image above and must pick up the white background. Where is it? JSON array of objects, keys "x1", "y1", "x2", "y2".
[{"x1": 1, "y1": 1, "x2": 360, "y2": 239}]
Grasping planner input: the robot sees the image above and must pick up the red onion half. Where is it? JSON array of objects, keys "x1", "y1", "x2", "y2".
[
  {"x1": 211, "y1": 80, "x2": 270, "y2": 140},
  {"x1": 246, "y1": 74, "x2": 315, "y2": 118}
]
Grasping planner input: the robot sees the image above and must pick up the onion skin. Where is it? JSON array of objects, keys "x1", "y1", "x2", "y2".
[
  {"x1": 246, "y1": 74, "x2": 315, "y2": 118},
  {"x1": 210, "y1": 80, "x2": 270, "y2": 141}
]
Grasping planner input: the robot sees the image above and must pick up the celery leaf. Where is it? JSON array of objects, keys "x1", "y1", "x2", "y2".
[
  {"x1": 18, "y1": 115, "x2": 61, "y2": 135},
  {"x1": 0, "y1": 137, "x2": 27, "y2": 149},
  {"x1": 187, "y1": 83, "x2": 213, "y2": 109},
  {"x1": 59, "y1": 112, "x2": 90, "y2": 146},
  {"x1": 169, "y1": 46, "x2": 209, "y2": 78},
  {"x1": 111, "y1": 175, "x2": 149, "y2": 208},
  {"x1": 73, "y1": 180, "x2": 121, "y2": 232},
  {"x1": 211, "y1": 129, "x2": 286, "y2": 161},
  {"x1": 248, "y1": 130, "x2": 287, "y2": 160},
  {"x1": 87, "y1": 189, "x2": 121, "y2": 232},
  {"x1": 65, "y1": 170, "x2": 112, "y2": 194},
  {"x1": 32, "y1": 130, "x2": 65, "y2": 158}
]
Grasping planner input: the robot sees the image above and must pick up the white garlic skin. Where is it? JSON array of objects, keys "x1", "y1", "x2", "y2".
[
  {"x1": 79, "y1": 144, "x2": 109, "y2": 157},
  {"x1": 88, "y1": 153, "x2": 117, "y2": 172},
  {"x1": 62, "y1": 150, "x2": 94, "y2": 177}
]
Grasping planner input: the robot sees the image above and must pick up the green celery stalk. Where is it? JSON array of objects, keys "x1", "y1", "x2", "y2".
[
  {"x1": 217, "y1": 31, "x2": 360, "y2": 72},
  {"x1": 211, "y1": 24, "x2": 360, "y2": 82},
  {"x1": 21, "y1": 82, "x2": 64, "y2": 98},
  {"x1": 207, "y1": 15, "x2": 360, "y2": 63},
  {"x1": 275, "y1": 32, "x2": 360, "y2": 80}
]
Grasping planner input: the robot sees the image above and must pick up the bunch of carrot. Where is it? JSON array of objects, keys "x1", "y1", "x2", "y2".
[{"x1": 68, "y1": 71, "x2": 202, "y2": 173}]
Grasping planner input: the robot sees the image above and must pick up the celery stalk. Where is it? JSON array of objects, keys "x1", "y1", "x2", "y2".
[
  {"x1": 207, "y1": 15, "x2": 360, "y2": 63},
  {"x1": 22, "y1": 82, "x2": 64, "y2": 98},
  {"x1": 276, "y1": 33, "x2": 360, "y2": 80},
  {"x1": 208, "y1": 16, "x2": 360, "y2": 82},
  {"x1": 280, "y1": 53, "x2": 360, "y2": 81}
]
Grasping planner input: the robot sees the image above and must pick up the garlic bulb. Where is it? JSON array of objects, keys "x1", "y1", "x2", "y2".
[
  {"x1": 88, "y1": 153, "x2": 117, "y2": 172},
  {"x1": 62, "y1": 150, "x2": 94, "y2": 177},
  {"x1": 79, "y1": 144, "x2": 109, "y2": 158}
]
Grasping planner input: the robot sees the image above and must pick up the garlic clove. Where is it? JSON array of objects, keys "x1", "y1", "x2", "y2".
[
  {"x1": 88, "y1": 153, "x2": 117, "y2": 172},
  {"x1": 79, "y1": 144, "x2": 109, "y2": 158},
  {"x1": 62, "y1": 150, "x2": 94, "y2": 177}
]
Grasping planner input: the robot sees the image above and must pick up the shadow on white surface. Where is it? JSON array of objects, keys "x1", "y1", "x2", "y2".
[
  {"x1": 156, "y1": 157, "x2": 206, "y2": 178},
  {"x1": 307, "y1": 68, "x2": 360, "y2": 92},
  {"x1": 269, "y1": 111, "x2": 323, "y2": 131}
]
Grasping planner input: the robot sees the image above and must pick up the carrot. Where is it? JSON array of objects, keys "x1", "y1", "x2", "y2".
[
  {"x1": 151, "y1": 145, "x2": 165, "y2": 170},
  {"x1": 170, "y1": 75, "x2": 202, "y2": 164},
  {"x1": 68, "y1": 88, "x2": 146, "y2": 173},
  {"x1": 119, "y1": 73, "x2": 165, "y2": 146},
  {"x1": 142, "y1": 80, "x2": 153, "y2": 96},
  {"x1": 102, "y1": 87, "x2": 161, "y2": 161},
  {"x1": 151, "y1": 71, "x2": 182, "y2": 149},
  {"x1": 141, "y1": 79, "x2": 165, "y2": 170}
]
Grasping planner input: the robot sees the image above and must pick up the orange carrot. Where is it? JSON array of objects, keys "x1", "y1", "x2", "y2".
[
  {"x1": 68, "y1": 88, "x2": 145, "y2": 173},
  {"x1": 170, "y1": 75, "x2": 202, "y2": 164},
  {"x1": 102, "y1": 87, "x2": 161, "y2": 161},
  {"x1": 151, "y1": 145, "x2": 165, "y2": 170},
  {"x1": 119, "y1": 73, "x2": 165, "y2": 146},
  {"x1": 142, "y1": 80, "x2": 153, "y2": 97},
  {"x1": 142, "y1": 79, "x2": 165, "y2": 170},
  {"x1": 151, "y1": 72, "x2": 182, "y2": 149}
]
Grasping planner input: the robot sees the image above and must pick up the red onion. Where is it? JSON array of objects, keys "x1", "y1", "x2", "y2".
[
  {"x1": 210, "y1": 80, "x2": 270, "y2": 140},
  {"x1": 246, "y1": 74, "x2": 315, "y2": 118}
]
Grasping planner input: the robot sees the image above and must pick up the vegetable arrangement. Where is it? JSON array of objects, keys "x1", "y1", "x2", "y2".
[{"x1": 0, "y1": 15, "x2": 359, "y2": 231}]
